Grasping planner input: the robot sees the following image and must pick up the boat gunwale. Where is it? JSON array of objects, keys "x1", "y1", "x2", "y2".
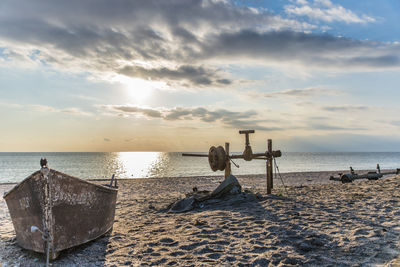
[
  {"x1": 3, "y1": 170, "x2": 41, "y2": 199},
  {"x1": 3, "y1": 169, "x2": 117, "y2": 199},
  {"x1": 50, "y1": 169, "x2": 118, "y2": 193}
]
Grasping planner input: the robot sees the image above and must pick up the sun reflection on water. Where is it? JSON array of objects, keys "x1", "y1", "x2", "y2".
[
  {"x1": 116, "y1": 152, "x2": 161, "y2": 178},
  {"x1": 114, "y1": 152, "x2": 210, "y2": 178}
]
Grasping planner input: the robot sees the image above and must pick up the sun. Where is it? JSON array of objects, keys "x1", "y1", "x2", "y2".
[{"x1": 113, "y1": 75, "x2": 166, "y2": 103}]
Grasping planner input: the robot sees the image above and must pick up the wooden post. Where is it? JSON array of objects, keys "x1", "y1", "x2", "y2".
[
  {"x1": 269, "y1": 139, "x2": 273, "y2": 189},
  {"x1": 224, "y1": 142, "x2": 231, "y2": 179},
  {"x1": 266, "y1": 139, "x2": 273, "y2": 194}
]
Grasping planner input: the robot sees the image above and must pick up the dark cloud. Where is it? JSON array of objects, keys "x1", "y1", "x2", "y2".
[
  {"x1": 103, "y1": 105, "x2": 279, "y2": 131},
  {"x1": 0, "y1": 0, "x2": 282, "y2": 62},
  {"x1": 119, "y1": 65, "x2": 231, "y2": 87},
  {"x1": 201, "y1": 30, "x2": 400, "y2": 69}
]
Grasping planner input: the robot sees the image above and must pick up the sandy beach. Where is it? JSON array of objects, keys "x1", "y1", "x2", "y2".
[{"x1": 1, "y1": 171, "x2": 400, "y2": 266}]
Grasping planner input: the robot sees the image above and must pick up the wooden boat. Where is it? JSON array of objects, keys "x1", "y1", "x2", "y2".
[{"x1": 3, "y1": 162, "x2": 118, "y2": 260}]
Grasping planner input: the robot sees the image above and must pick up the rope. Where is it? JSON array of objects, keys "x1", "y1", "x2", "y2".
[
  {"x1": 273, "y1": 156, "x2": 290, "y2": 197},
  {"x1": 230, "y1": 158, "x2": 239, "y2": 168}
]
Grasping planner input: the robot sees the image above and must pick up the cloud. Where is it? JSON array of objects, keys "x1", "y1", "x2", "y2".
[
  {"x1": 106, "y1": 105, "x2": 163, "y2": 118},
  {"x1": 201, "y1": 30, "x2": 400, "y2": 70},
  {"x1": 322, "y1": 105, "x2": 370, "y2": 112},
  {"x1": 221, "y1": 118, "x2": 282, "y2": 131},
  {"x1": 285, "y1": 0, "x2": 376, "y2": 24},
  {"x1": 118, "y1": 65, "x2": 232, "y2": 87},
  {"x1": 30, "y1": 104, "x2": 92, "y2": 116},
  {"x1": 249, "y1": 87, "x2": 338, "y2": 98},
  {"x1": 102, "y1": 104, "x2": 279, "y2": 131},
  {"x1": 390, "y1": 121, "x2": 400, "y2": 127},
  {"x1": 0, "y1": 0, "x2": 397, "y2": 89},
  {"x1": 308, "y1": 123, "x2": 365, "y2": 131},
  {"x1": 165, "y1": 107, "x2": 258, "y2": 122},
  {"x1": 0, "y1": 101, "x2": 23, "y2": 108},
  {"x1": 0, "y1": 102, "x2": 92, "y2": 116},
  {"x1": 104, "y1": 138, "x2": 111, "y2": 142},
  {"x1": 0, "y1": 0, "x2": 309, "y2": 73}
]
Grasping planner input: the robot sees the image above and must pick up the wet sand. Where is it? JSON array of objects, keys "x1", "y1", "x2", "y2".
[{"x1": 1, "y1": 171, "x2": 400, "y2": 266}]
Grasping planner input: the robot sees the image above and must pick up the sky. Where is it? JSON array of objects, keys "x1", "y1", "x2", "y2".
[{"x1": 1, "y1": 0, "x2": 400, "y2": 152}]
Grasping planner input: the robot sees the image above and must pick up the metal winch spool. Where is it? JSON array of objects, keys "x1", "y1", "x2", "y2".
[{"x1": 208, "y1": 146, "x2": 227, "y2": 171}]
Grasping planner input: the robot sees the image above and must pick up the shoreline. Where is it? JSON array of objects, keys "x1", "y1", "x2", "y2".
[
  {"x1": 0, "y1": 168, "x2": 395, "y2": 186},
  {"x1": 1, "y1": 172, "x2": 400, "y2": 266}
]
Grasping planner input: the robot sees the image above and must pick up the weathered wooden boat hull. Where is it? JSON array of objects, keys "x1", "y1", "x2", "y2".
[{"x1": 3, "y1": 169, "x2": 117, "y2": 258}]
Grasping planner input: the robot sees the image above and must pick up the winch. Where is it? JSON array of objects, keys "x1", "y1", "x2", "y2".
[{"x1": 182, "y1": 130, "x2": 282, "y2": 194}]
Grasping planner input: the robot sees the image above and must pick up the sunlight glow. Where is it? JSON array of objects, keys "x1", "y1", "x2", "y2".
[{"x1": 113, "y1": 75, "x2": 167, "y2": 102}]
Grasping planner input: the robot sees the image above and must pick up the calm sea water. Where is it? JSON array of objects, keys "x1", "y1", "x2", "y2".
[{"x1": 0, "y1": 152, "x2": 400, "y2": 183}]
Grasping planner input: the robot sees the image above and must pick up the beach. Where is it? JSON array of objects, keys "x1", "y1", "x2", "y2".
[{"x1": 1, "y1": 171, "x2": 400, "y2": 266}]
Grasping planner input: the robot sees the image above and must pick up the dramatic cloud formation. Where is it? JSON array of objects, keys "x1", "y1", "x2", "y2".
[
  {"x1": 0, "y1": 0, "x2": 301, "y2": 88},
  {"x1": 0, "y1": 0, "x2": 397, "y2": 91}
]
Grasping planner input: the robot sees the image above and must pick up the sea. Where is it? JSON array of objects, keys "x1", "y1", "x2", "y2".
[{"x1": 1, "y1": 152, "x2": 400, "y2": 183}]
